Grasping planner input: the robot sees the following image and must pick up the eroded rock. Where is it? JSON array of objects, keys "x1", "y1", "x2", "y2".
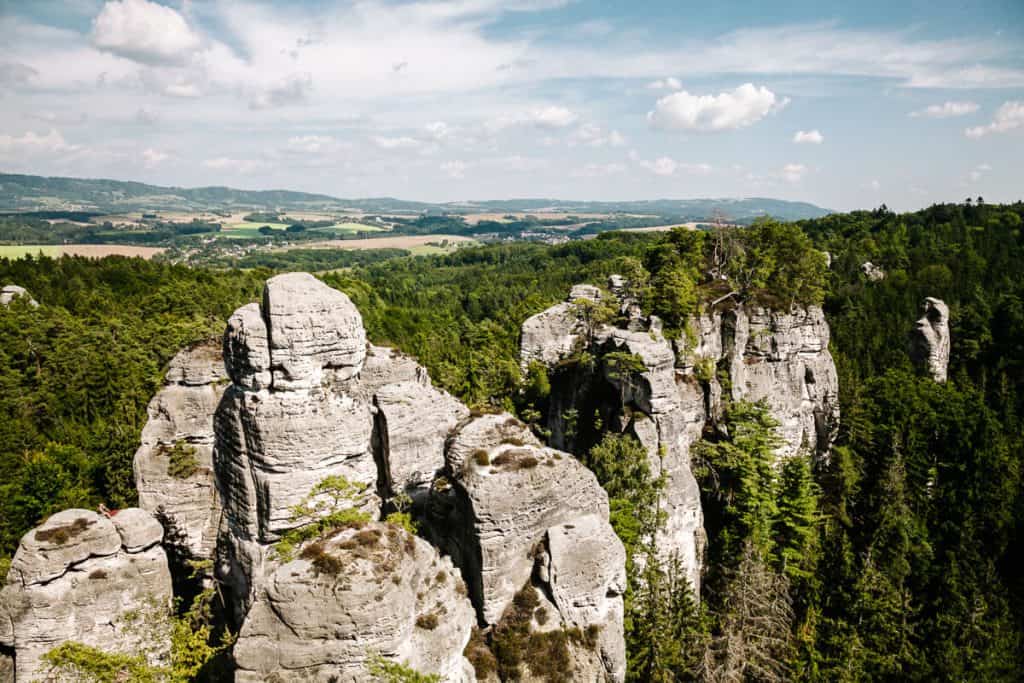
[
  {"x1": 909, "y1": 297, "x2": 950, "y2": 383},
  {"x1": 0, "y1": 285, "x2": 37, "y2": 308},
  {"x1": 0, "y1": 509, "x2": 172, "y2": 682}
]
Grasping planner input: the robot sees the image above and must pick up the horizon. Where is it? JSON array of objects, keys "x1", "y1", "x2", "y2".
[{"x1": 1, "y1": 1, "x2": 1022, "y2": 212}]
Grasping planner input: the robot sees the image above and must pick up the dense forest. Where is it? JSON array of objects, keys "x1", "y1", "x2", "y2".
[{"x1": 1, "y1": 200, "x2": 1022, "y2": 680}]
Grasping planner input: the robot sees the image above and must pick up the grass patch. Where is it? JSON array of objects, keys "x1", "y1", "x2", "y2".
[{"x1": 35, "y1": 517, "x2": 94, "y2": 545}]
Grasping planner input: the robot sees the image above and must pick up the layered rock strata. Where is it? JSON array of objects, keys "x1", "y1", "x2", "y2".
[{"x1": 0, "y1": 508, "x2": 172, "y2": 682}]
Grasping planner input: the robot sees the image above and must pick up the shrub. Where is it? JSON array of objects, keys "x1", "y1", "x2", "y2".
[
  {"x1": 367, "y1": 653, "x2": 441, "y2": 683},
  {"x1": 88, "y1": 569, "x2": 108, "y2": 580},
  {"x1": 472, "y1": 449, "x2": 491, "y2": 466},
  {"x1": 415, "y1": 613, "x2": 439, "y2": 630},
  {"x1": 300, "y1": 542, "x2": 345, "y2": 575},
  {"x1": 165, "y1": 441, "x2": 199, "y2": 480},
  {"x1": 463, "y1": 627, "x2": 497, "y2": 680},
  {"x1": 35, "y1": 517, "x2": 93, "y2": 545}
]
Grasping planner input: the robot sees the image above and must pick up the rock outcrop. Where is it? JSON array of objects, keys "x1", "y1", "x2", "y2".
[
  {"x1": 909, "y1": 297, "x2": 950, "y2": 383},
  {"x1": 134, "y1": 339, "x2": 227, "y2": 563},
  {"x1": 429, "y1": 414, "x2": 627, "y2": 681},
  {"x1": 0, "y1": 509, "x2": 172, "y2": 682},
  {"x1": 0, "y1": 285, "x2": 37, "y2": 308},
  {"x1": 861, "y1": 261, "x2": 885, "y2": 281},
  {"x1": 520, "y1": 278, "x2": 840, "y2": 596},
  {"x1": 233, "y1": 523, "x2": 474, "y2": 683},
  {"x1": 126, "y1": 271, "x2": 628, "y2": 681}
]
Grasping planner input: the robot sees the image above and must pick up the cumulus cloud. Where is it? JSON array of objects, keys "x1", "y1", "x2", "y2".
[
  {"x1": 781, "y1": 163, "x2": 806, "y2": 183},
  {"x1": 202, "y1": 157, "x2": 268, "y2": 174},
  {"x1": 639, "y1": 157, "x2": 712, "y2": 176},
  {"x1": 0, "y1": 62, "x2": 38, "y2": 87},
  {"x1": 569, "y1": 124, "x2": 627, "y2": 147},
  {"x1": 141, "y1": 147, "x2": 167, "y2": 168},
  {"x1": 164, "y1": 81, "x2": 201, "y2": 98},
  {"x1": 0, "y1": 128, "x2": 80, "y2": 157},
  {"x1": 529, "y1": 106, "x2": 578, "y2": 128},
  {"x1": 648, "y1": 83, "x2": 788, "y2": 132},
  {"x1": 909, "y1": 101, "x2": 980, "y2": 118},
  {"x1": 249, "y1": 74, "x2": 313, "y2": 110},
  {"x1": 647, "y1": 77, "x2": 682, "y2": 91},
  {"x1": 969, "y1": 163, "x2": 992, "y2": 182},
  {"x1": 372, "y1": 136, "x2": 422, "y2": 150},
  {"x1": 965, "y1": 101, "x2": 1024, "y2": 138},
  {"x1": 92, "y1": 0, "x2": 201, "y2": 65},
  {"x1": 793, "y1": 129, "x2": 823, "y2": 144},
  {"x1": 441, "y1": 160, "x2": 469, "y2": 179},
  {"x1": 287, "y1": 135, "x2": 337, "y2": 153},
  {"x1": 135, "y1": 107, "x2": 158, "y2": 125},
  {"x1": 424, "y1": 121, "x2": 452, "y2": 141}
]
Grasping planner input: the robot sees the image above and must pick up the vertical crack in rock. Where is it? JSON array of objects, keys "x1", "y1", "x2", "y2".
[{"x1": 909, "y1": 297, "x2": 950, "y2": 383}]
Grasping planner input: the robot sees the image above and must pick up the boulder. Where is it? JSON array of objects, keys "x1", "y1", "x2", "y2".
[
  {"x1": 861, "y1": 261, "x2": 885, "y2": 281},
  {"x1": 0, "y1": 285, "x2": 37, "y2": 308},
  {"x1": 0, "y1": 509, "x2": 172, "y2": 682},
  {"x1": 133, "y1": 339, "x2": 226, "y2": 563},
  {"x1": 232, "y1": 523, "x2": 475, "y2": 682},
  {"x1": 909, "y1": 297, "x2": 950, "y2": 383}
]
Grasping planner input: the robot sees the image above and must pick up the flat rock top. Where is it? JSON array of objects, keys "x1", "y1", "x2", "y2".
[
  {"x1": 165, "y1": 339, "x2": 227, "y2": 386},
  {"x1": 111, "y1": 508, "x2": 164, "y2": 552},
  {"x1": 9, "y1": 510, "x2": 120, "y2": 585}
]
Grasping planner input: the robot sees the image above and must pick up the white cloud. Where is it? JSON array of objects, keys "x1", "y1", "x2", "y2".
[
  {"x1": 135, "y1": 107, "x2": 158, "y2": 125},
  {"x1": 648, "y1": 83, "x2": 788, "y2": 132},
  {"x1": 0, "y1": 128, "x2": 80, "y2": 157},
  {"x1": 782, "y1": 163, "x2": 806, "y2": 183},
  {"x1": 869, "y1": 179, "x2": 881, "y2": 191},
  {"x1": 569, "y1": 124, "x2": 627, "y2": 147},
  {"x1": 909, "y1": 101, "x2": 980, "y2": 118},
  {"x1": 202, "y1": 157, "x2": 268, "y2": 174},
  {"x1": 141, "y1": 147, "x2": 167, "y2": 168},
  {"x1": 424, "y1": 121, "x2": 452, "y2": 141},
  {"x1": 528, "y1": 106, "x2": 578, "y2": 128},
  {"x1": 249, "y1": 74, "x2": 313, "y2": 110},
  {"x1": 638, "y1": 157, "x2": 712, "y2": 176},
  {"x1": 441, "y1": 160, "x2": 469, "y2": 179},
  {"x1": 969, "y1": 163, "x2": 992, "y2": 182},
  {"x1": 287, "y1": 135, "x2": 337, "y2": 153},
  {"x1": 793, "y1": 129, "x2": 823, "y2": 144},
  {"x1": 92, "y1": 0, "x2": 201, "y2": 65},
  {"x1": 646, "y1": 77, "x2": 682, "y2": 91},
  {"x1": 571, "y1": 162, "x2": 626, "y2": 178},
  {"x1": 965, "y1": 101, "x2": 1024, "y2": 138},
  {"x1": 0, "y1": 62, "x2": 38, "y2": 87},
  {"x1": 164, "y1": 81, "x2": 201, "y2": 98},
  {"x1": 372, "y1": 135, "x2": 422, "y2": 150}
]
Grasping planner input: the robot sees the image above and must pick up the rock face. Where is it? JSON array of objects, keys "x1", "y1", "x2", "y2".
[
  {"x1": 128, "y1": 271, "x2": 628, "y2": 681},
  {"x1": 429, "y1": 414, "x2": 627, "y2": 682},
  {"x1": 0, "y1": 509, "x2": 172, "y2": 682},
  {"x1": 134, "y1": 339, "x2": 227, "y2": 563},
  {"x1": 233, "y1": 523, "x2": 474, "y2": 683},
  {"x1": 909, "y1": 297, "x2": 950, "y2": 383},
  {"x1": 0, "y1": 285, "x2": 37, "y2": 308},
  {"x1": 520, "y1": 279, "x2": 840, "y2": 595},
  {"x1": 861, "y1": 261, "x2": 885, "y2": 281}
]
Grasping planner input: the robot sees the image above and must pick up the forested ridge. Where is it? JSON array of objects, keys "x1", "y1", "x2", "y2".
[{"x1": 1, "y1": 200, "x2": 1022, "y2": 680}]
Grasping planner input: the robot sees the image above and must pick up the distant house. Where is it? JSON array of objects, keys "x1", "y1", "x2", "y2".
[{"x1": 141, "y1": 213, "x2": 158, "y2": 219}]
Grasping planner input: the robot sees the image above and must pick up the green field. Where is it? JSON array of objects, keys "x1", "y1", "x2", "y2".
[
  {"x1": 0, "y1": 245, "x2": 63, "y2": 258},
  {"x1": 221, "y1": 221, "x2": 386, "y2": 239}
]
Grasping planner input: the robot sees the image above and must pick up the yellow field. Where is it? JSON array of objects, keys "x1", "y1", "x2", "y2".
[
  {"x1": 0, "y1": 245, "x2": 165, "y2": 259},
  {"x1": 298, "y1": 234, "x2": 478, "y2": 251}
]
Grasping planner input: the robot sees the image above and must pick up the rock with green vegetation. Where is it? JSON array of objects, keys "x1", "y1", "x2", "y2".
[
  {"x1": 908, "y1": 297, "x2": 950, "y2": 383},
  {"x1": 133, "y1": 339, "x2": 226, "y2": 563},
  {"x1": 428, "y1": 414, "x2": 626, "y2": 681},
  {"x1": 0, "y1": 508, "x2": 172, "y2": 682},
  {"x1": 232, "y1": 522, "x2": 475, "y2": 682},
  {"x1": 0, "y1": 285, "x2": 37, "y2": 308}
]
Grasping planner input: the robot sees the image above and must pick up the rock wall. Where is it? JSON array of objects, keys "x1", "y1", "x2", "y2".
[
  {"x1": 0, "y1": 508, "x2": 172, "y2": 682},
  {"x1": 134, "y1": 339, "x2": 227, "y2": 564},
  {"x1": 520, "y1": 279, "x2": 840, "y2": 595}
]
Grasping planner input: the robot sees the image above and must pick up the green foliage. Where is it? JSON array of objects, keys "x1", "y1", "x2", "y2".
[
  {"x1": 367, "y1": 653, "x2": 441, "y2": 683},
  {"x1": 42, "y1": 642, "x2": 160, "y2": 683},
  {"x1": 274, "y1": 475, "x2": 372, "y2": 562},
  {"x1": 165, "y1": 441, "x2": 199, "y2": 479}
]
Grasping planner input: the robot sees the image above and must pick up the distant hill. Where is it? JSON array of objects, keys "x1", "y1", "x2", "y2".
[{"x1": 0, "y1": 172, "x2": 831, "y2": 221}]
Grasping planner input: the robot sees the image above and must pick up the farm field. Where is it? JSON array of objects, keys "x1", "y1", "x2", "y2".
[
  {"x1": 0, "y1": 244, "x2": 165, "y2": 259},
  {"x1": 297, "y1": 234, "x2": 478, "y2": 252}
]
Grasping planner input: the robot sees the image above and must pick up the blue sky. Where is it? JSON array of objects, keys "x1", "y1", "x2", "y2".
[{"x1": 0, "y1": 0, "x2": 1021, "y2": 210}]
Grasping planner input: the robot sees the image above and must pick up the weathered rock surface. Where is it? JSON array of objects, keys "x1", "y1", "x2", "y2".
[
  {"x1": 0, "y1": 285, "x2": 37, "y2": 308},
  {"x1": 521, "y1": 278, "x2": 841, "y2": 597},
  {"x1": 0, "y1": 509, "x2": 172, "y2": 682},
  {"x1": 134, "y1": 339, "x2": 226, "y2": 563},
  {"x1": 430, "y1": 415, "x2": 626, "y2": 681},
  {"x1": 908, "y1": 297, "x2": 950, "y2": 383},
  {"x1": 861, "y1": 261, "x2": 885, "y2": 281},
  {"x1": 233, "y1": 523, "x2": 475, "y2": 682}
]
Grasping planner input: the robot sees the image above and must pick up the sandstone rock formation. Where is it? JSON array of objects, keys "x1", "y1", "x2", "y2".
[
  {"x1": 233, "y1": 523, "x2": 474, "y2": 683},
  {"x1": 0, "y1": 508, "x2": 172, "y2": 682},
  {"x1": 909, "y1": 297, "x2": 950, "y2": 383},
  {"x1": 134, "y1": 339, "x2": 226, "y2": 563},
  {"x1": 860, "y1": 261, "x2": 885, "y2": 281},
  {"x1": 127, "y1": 271, "x2": 628, "y2": 681},
  {"x1": 429, "y1": 414, "x2": 627, "y2": 681},
  {"x1": 0, "y1": 285, "x2": 37, "y2": 308},
  {"x1": 520, "y1": 278, "x2": 841, "y2": 596}
]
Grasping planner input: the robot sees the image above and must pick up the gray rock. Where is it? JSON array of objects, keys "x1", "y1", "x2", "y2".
[
  {"x1": 909, "y1": 297, "x2": 950, "y2": 383},
  {"x1": 232, "y1": 523, "x2": 475, "y2": 682},
  {"x1": 0, "y1": 285, "x2": 37, "y2": 308},
  {"x1": 133, "y1": 339, "x2": 226, "y2": 562},
  {"x1": 263, "y1": 272, "x2": 366, "y2": 390},
  {"x1": 430, "y1": 415, "x2": 625, "y2": 680},
  {"x1": 520, "y1": 301, "x2": 582, "y2": 371},
  {"x1": 861, "y1": 261, "x2": 885, "y2": 281},
  {"x1": 111, "y1": 508, "x2": 164, "y2": 553},
  {"x1": 443, "y1": 412, "x2": 540, "y2": 479},
  {"x1": 0, "y1": 509, "x2": 172, "y2": 682},
  {"x1": 224, "y1": 303, "x2": 272, "y2": 390},
  {"x1": 569, "y1": 284, "x2": 602, "y2": 301}
]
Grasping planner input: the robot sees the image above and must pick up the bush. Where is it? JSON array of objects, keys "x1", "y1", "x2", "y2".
[
  {"x1": 165, "y1": 441, "x2": 199, "y2": 480},
  {"x1": 472, "y1": 449, "x2": 491, "y2": 466},
  {"x1": 35, "y1": 517, "x2": 93, "y2": 545},
  {"x1": 415, "y1": 613, "x2": 439, "y2": 630},
  {"x1": 299, "y1": 542, "x2": 344, "y2": 575}
]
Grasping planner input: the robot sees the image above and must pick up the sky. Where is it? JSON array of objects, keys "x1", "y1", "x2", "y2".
[{"x1": 0, "y1": 0, "x2": 1022, "y2": 211}]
